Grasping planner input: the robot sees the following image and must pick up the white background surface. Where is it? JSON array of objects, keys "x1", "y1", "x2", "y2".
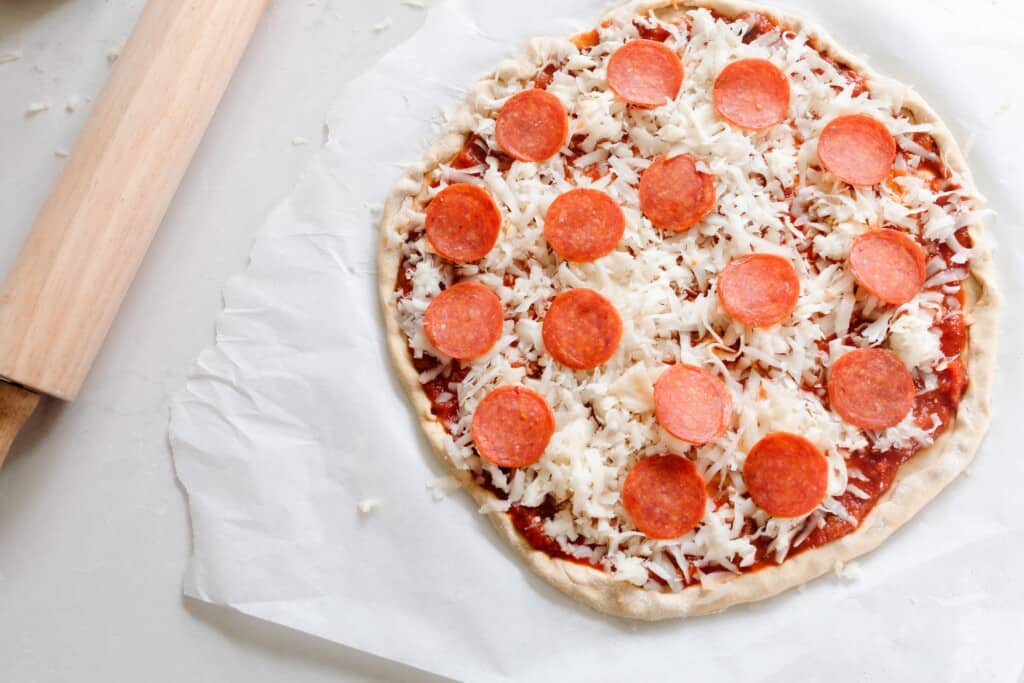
[{"x1": 1, "y1": 1, "x2": 1022, "y2": 682}]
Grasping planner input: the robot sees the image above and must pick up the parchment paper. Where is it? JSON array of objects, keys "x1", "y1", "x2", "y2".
[{"x1": 168, "y1": 1, "x2": 1024, "y2": 680}]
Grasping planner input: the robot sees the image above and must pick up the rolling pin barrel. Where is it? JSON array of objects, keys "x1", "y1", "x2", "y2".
[{"x1": 0, "y1": 0, "x2": 267, "y2": 464}]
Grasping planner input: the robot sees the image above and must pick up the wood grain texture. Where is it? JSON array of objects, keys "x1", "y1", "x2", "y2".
[
  {"x1": 0, "y1": 382, "x2": 41, "y2": 467},
  {"x1": 0, "y1": 0, "x2": 268, "y2": 401}
]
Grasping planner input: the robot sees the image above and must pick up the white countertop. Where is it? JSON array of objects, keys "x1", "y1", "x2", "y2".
[{"x1": 0, "y1": 1, "x2": 445, "y2": 680}]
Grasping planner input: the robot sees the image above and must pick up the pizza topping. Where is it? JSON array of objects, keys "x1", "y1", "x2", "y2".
[
  {"x1": 494, "y1": 89, "x2": 569, "y2": 162},
  {"x1": 817, "y1": 114, "x2": 896, "y2": 186},
  {"x1": 622, "y1": 454, "x2": 707, "y2": 539},
  {"x1": 570, "y1": 29, "x2": 600, "y2": 51},
  {"x1": 424, "y1": 183, "x2": 501, "y2": 263},
  {"x1": 450, "y1": 134, "x2": 488, "y2": 170},
  {"x1": 738, "y1": 12, "x2": 776, "y2": 43},
  {"x1": 638, "y1": 154, "x2": 716, "y2": 231},
  {"x1": 392, "y1": 8, "x2": 981, "y2": 591},
  {"x1": 716, "y1": 254, "x2": 800, "y2": 327},
  {"x1": 633, "y1": 17, "x2": 673, "y2": 43},
  {"x1": 653, "y1": 364, "x2": 732, "y2": 444},
  {"x1": 471, "y1": 386, "x2": 555, "y2": 468},
  {"x1": 542, "y1": 288, "x2": 622, "y2": 370},
  {"x1": 743, "y1": 432, "x2": 828, "y2": 518},
  {"x1": 712, "y1": 58, "x2": 790, "y2": 130},
  {"x1": 606, "y1": 39, "x2": 684, "y2": 108},
  {"x1": 849, "y1": 228, "x2": 927, "y2": 305},
  {"x1": 828, "y1": 348, "x2": 915, "y2": 430},
  {"x1": 423, "y1": 282, "x2": 503, "y2": 360},
  {"x1": 544, "y1": 188, "x2": 626, "y2": 262}
]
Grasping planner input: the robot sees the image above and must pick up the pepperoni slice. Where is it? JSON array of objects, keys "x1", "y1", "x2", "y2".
[
  {"x1": 817, "y1": 114, "x2": 896, "y2": 186},
  {"x1": 542, "y1": 289, "x2": 622, "y2": 370},
  {"x1": 713, "y1": 58, "x2": 790, "y2": 130},
  {"x1": 423, "y1": 282, "x2": 503, "y2": 360},
  {"x1": 606, "y1": 39, "x2": 684, "y2": 108},
  {"x1": 717, "y1": 254, "x2": 800, "y2": 327},
  {"x1": 828, "y1": 348, "x2": 915, "y2": 430},
  {"x1": 472, "y1": 386, "x2": 555, "y2": 468},
  {"x1": 425, "y1": 183, "x2": 501, "y2": 263},
  {"x1": 653, "y1": 364, "x2": 732, "y2": 444},
  {"x1": 544, "y1": 189, "x2": 625, "y2": 262},
  {"x1": 494, "y1": 89, "x2": 569, "y2": 162},
  {"x1": 622, "y1": 454, "x2": 707, "y2": 539},
  {"x1": 849, "y1": 228, "x2": 927, "y2": 305},
  {"x1": 743, "y1": 432, "x2": 828, "y2": 518},
  {"x1": 638, "y1": 155, "x2": 717, "y2": 231}
]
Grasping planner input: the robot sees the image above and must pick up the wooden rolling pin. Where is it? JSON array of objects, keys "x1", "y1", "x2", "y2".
[{"x1": 0, "y1": 0, "x2": 268, "y2": 466}]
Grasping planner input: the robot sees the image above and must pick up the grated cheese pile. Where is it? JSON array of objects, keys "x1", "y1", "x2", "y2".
[{"x1": 385, "y1": 8, "x2": 979, "y2": 591}]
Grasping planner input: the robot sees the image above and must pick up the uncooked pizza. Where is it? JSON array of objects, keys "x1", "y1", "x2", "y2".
[{"x1": 378, "y1": 0, "x2": 997, "y2": 619}]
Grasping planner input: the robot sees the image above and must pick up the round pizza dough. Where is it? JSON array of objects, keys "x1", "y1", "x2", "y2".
[{"x1": 377, "y1": 0, "x2": 998, "y2": 620}]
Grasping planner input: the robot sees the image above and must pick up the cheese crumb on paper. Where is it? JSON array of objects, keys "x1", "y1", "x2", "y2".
[
  {"x1": 66, "y1": 94, "x2": 82, "y2": 113},
  {"x1": 371, "y1": 17, "x2": 393, "y2": 33},
  {"x1": 356, "y1": 498, "x2": 380, "y2": 514},
  {"x1": 107, "y1": 41, "x2": 125, "y2": 65},
  {"x1": 25, "y1": 101, "x2": 50, "y2": 115},
  {"x1": 401, "y1": 0, "x2": 427, "y2": 8},
  {"x1": 54, "y1": 148, "x2": 70, "y2": 158},
  {"x1": 291, "y1": 136, "x2": 309, "y2": 147},
  {"x1": 834, "y1": 561, "x2": 863, "y2": 582},
  {"x1": 0, "y1": 50, "x2": 23, "y2": 64},
  {"x1": 427, "y1": 475, "x2": 460, "y2": 501}
]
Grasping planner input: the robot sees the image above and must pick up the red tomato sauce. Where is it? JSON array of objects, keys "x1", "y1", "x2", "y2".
[
  {"x1": 534, "y1": 64, "x2": 558, "y2": 90},
  {"x1": 419, "y1": 361, "x2": 468, "y2": 430},
  {"x1": 633, "y1": 17, "x2": 672, "y2": 42},
  {"x1": 508, "y1": 502, "x2": 602, "y2": 569},
  {"x1": 450, "y1": 134, "x2": 488, "y2": 170}
]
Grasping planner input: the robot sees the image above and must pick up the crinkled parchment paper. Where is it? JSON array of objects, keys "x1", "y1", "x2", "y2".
[{"x1": 169, "y1": 1, "x2": 1024, "y2": 680}]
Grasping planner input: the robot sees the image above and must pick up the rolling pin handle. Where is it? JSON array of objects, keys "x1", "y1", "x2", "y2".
[{"x1": 0, "y1": 381, "x2": 42, "y2": 467}]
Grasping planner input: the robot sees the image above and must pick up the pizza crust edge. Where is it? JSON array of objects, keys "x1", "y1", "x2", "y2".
[{"x1": 376, "y1": 0, "x2": 1000, "y2": 620}]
